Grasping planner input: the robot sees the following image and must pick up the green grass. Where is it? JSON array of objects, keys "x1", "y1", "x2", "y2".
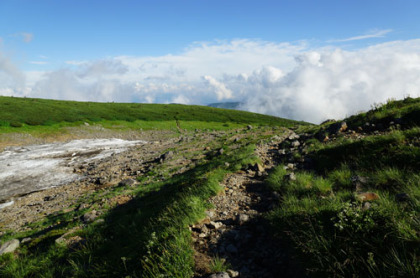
[
  {"x1": 0, "y1": 96, "x2": 306, "y2": 130},
  {"x1": 0, "y1": 134, "x2": 259, "y2": 277},
  {"x1": 267, "y1": 126, "x2": 420, "y2": 277},
  {"x1": 327, "y1": 96, "x2": 420, "y2": 131}
]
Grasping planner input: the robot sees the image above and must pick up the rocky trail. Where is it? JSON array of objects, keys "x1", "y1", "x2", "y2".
[{"x1": 192, "y1": 131, "x2": 302, "y2": 278}]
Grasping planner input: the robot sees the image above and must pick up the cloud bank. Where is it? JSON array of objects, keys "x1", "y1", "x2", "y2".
[{"x1": 1, "y1": 39, "x2": 420, "y2": 123}]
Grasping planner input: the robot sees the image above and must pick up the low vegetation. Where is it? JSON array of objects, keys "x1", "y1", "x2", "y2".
[
  {"x1": 1, "y1": 96, "x2": 419, "y2": 277},
  {"x1": 267, "y1": 98, "x2": 420, "y2": 277},
  {"x1": 0, "y1": 96, "x2": 304, "y2": 130}
]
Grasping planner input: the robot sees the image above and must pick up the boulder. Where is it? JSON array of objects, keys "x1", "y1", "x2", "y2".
[{"x1": 0, "y1": 239, "x2": 20, "y2": 255}]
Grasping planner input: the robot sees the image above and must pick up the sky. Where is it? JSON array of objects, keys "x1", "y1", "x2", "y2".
[{"x1": 1, "y1": 0, "x2": 420, "y2": 123}]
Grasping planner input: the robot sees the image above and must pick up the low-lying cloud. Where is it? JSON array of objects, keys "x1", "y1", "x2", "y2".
[{"x1": 1, "y1": 39, "x2": 420, "y2": 123}]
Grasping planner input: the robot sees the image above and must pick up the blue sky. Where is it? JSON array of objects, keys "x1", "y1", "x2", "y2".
[
  {"x1": 1, "y1": 0, "x2": 419, "y2": 68},
  {"x1": 1, "y1": 0, "x2": 420, "y2": 122}
]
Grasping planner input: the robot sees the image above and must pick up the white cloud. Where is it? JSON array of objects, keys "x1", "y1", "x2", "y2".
[
  {"x1": 2, "y1": 38, "x2": 420, "y2": 123},
  {"x1": 0, "y1": 51, "x2": 25, "y2": 90},
  {"x1": 29, "y1": 61, "x2": 48, "y2": 65},
  {"x1": 330, "y1": 29, "x2": 392, "y2": 42},
  {"x1": 203, "y1": 75, "x2": 233, "y2": 100},
  {"x1": 171, "y1": 94, "x2": 190, "y2": 104},
  {"x1": 65, "y1": 60, "x2": 88, "y2": 66}
]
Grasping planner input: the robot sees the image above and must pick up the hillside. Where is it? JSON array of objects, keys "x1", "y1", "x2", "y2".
[
  {"x1": 0, "y1": 97, "x2": 303, "y2": 129},
  {"x1": 0, "y1": 97, "x2": 419, "y2": 277}
]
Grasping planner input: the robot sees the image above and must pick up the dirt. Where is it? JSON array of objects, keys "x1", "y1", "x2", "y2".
[
  {"x1": 192, "y1": 130, "x2": 303, "y2": 278},
  {"x1": 1, "y1": 125, "x2": 305, "y2": 277}
]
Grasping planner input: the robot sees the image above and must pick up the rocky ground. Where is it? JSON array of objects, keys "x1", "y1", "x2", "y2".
[
  {"x1": 2, "y1": 121, "x2": 399, "y2": 276},
  {"x1": 1, "y1": 125, "x2": 305, "y2": 277},
  {"x1": 192, "y1": 130, "x2": 305, "y2": 278}
]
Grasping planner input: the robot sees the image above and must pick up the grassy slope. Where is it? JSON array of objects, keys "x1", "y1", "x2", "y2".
[
  {"x1": 1, "y1": 96, "x2": 419, "y2": 277},
  {"x1": 0, "y1": 96, "x2": 305, "y2": 129},
  {"x1": 267, "y1": 97, "x2": 420, "y2": 277},
  {"x1": 0, "y1": 128, "x2": 263, "y2": 277}
]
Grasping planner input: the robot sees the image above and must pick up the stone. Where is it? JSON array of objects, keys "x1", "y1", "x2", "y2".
[
  {"x1": 0, "y1": 239, "x2": 20, "y2": 255},
  {"x1": 227, "y1": 269, "x2": 239, "y2": 277},
  {"x1": 208, "y1": 272, "x2": 230, "y2": 278},
  {"x1": 351, "y1": 176, "x2": 369, "y2": 191},
  {"x1": 160, "y1": 151, "x2": 174, "y2": 162},
  {"x1": 224, "y1": 162, "x2": 230, "y2": 167},
  {"x1": 287, "y1": 163, "x2": 294, "y2": 170},
  {"x1": 206, "y1": 210, "x2": 215, "y2": 218},
  {"x1": 356, "y1": 192, "x2": 380, "y2": 202},
  {"x1": 118, "y1": 178, "x2": 137, "y2": 187},
  {"x1": 254, "y1": 163, "x2": 264, "y2": 172},
  {"x1": 94, "y1": 219, "x2": 105, "y2": 225},
  {"x1": 291, "y1": 140, "x2": 301, "y2": 148},
  {"x1": 226, "y1": 244, "x2": 238, "y2": 253},
  {"x1": 362, "y1": 201, "x2": 372, "y2": 210},
  {"x1": 218, "y1": 148, "x2": 224, "y2": 155},
  {"x1": 208, "y1": 221, "x2": 223, "y2": 230},
  {"x1": 288, "y1": 133, "x2": 300, "y2": 140},
  {"x1": 237, "y1": 213, "x2": 250, "y2": 225},
  {"x1": 82, "y1": 210, "x2": 98, "y2": 223},
  {"x1": 247, "y1": 125, "x2": 253, "y2": 130},
  {"x1": 285, "y1": 172, "x2": 296, "y2": 181},
  {"x1": 327, "y1": 121, "x2": 348, "y2": 134},
  {"x1": 278, "y1": 149, "x2": 286, "y2": 155},
  {"x1": 21, "y1": 237, "x2": 31, "y2": 244}
]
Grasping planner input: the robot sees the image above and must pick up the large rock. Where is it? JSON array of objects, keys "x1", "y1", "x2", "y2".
[{"x1": 0, "y1": 239, "x2": 20, "y2": 255}]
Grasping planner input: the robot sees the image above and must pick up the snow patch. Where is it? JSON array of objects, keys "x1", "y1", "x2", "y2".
[{"x1": 0, "y1": 138, "x2": 146, "y2": 207}]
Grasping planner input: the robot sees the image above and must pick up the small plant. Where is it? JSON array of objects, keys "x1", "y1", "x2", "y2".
[{"x1": 209, "y1": 255, "x2": 230, "y2": 272}]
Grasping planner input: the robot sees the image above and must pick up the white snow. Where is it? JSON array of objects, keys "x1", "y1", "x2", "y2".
[{"x1": 0, "y1": 138, "x2": 146, "y2": 208}]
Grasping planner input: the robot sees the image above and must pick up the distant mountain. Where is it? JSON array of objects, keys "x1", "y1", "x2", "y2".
[{"x1": 207, "y1": 102, "x2": 242, "y2": 109}]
